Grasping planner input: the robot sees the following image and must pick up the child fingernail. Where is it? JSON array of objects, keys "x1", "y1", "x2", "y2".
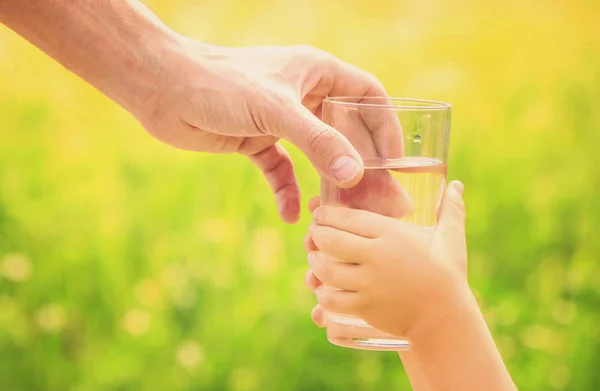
[
  {"x1": 312, "y1": 207, "x2": 320, "y2": 221},
  {"x1": 452, "y1": 181, "x2": 464, "y2": 195},
  {"x1": 303, "y1": 234, "x2": 312, "y2": 251},
  {"x1": 315, "y1": 285, "x2": 324, "y2": 297}
]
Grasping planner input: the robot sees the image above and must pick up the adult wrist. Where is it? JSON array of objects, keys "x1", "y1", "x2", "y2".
[
  {"x1": 101, "y1": 11, "x2": 189, "y2": 121},
  {"x1": 131, "y1": 33, "x2": 222, "y2": 128}
]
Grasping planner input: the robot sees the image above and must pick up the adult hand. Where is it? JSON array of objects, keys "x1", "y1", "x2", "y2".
[
  {"x1": 0, "y1": 0, "x2": 396, "y2": 223},
  {"x1": 142, "y1": 42, "x2": 392, "y2": 223}
]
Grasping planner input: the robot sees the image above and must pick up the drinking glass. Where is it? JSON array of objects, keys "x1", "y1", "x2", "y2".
[{"x1": 320, "y1": 97, "x2": 452, "y2": 351}]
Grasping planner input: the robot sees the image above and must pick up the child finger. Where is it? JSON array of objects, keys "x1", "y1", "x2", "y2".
[
  {"x1": 315, "y1": 286, "x2": 363, "y2": 316},
  {"x1": 309, "y1": 224, "x2": 372, "y2": 263},
  {"x1": 305, "y1": 269, "x2": 323, "y2": 292},
  {"x1": 308, "y1": 251, "x2": 362, "y2": 291},
  {"x1": 311, "y1": 304, "x2": 327, "y2": 328},
  {"x1": 308, "y1": 196, "x2": 321, "y2": 214},
  {"x1": 313, "y1": 205, "x2": 395, "y2": 238},
  {"x1": 303, "y1": 233, "x2": 318, "y2": 252}
]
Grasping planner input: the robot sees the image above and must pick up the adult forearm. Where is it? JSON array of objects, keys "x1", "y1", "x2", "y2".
[
  {"x1": 403, "y1": 291, "x2": 516, "y2": 391},
  {"x1": 0, "y1": 0, "x2": 184, "y2": 118}
]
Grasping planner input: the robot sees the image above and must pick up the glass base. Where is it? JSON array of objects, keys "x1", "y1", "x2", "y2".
[{"x1": 326, "y1": 313, "x2": 410, "y2": 351}]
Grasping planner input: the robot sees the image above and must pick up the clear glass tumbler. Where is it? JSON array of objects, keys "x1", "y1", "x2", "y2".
[{"x1": 320, "y1": 97, "x2": 452, "y2": 351}]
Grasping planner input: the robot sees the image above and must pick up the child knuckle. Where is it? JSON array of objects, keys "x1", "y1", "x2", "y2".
[{"x1": 320, "y1": 292, "x2": 338, "y2": 311}]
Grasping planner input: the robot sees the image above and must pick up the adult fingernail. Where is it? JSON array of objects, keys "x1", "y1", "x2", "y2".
[
  {"x1": 330, "y1": 156, "x2": 360, "y2": 183},
  {"x1": 452, "y1": 181, "x2": 464, "y2": 195},
  {"x1": 284, "y1": 201, "x2": 300, "y2": 224}
]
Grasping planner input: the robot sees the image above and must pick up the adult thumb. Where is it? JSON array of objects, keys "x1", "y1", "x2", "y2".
[
  {"x1": 436, "y1": 180, "x2": 467, "y2": 242},
  {"x1": 277, "y1": 103, "x2": 364, "y2": 188}
]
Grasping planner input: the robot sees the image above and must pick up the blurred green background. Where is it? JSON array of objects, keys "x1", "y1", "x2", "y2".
[{"x1": 1, "y1": 0, "x2": 599, "y2": 390}]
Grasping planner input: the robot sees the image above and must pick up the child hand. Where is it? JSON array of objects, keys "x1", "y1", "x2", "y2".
[
  {"x1": 306, "y1": 180, "x2": 469, "y2": 339},
  {"x1": 303, "y1": 195, "x2": 327, "y2": 328}
]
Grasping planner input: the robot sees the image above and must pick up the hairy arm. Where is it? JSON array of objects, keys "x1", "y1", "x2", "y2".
[{"x1": 0, "y1": 0, "x2": 183, "y2": 118}]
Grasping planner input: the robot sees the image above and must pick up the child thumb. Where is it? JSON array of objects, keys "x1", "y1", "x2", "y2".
[{"x1": 436, "y1": 181, "x2": 467, "y2": 242}]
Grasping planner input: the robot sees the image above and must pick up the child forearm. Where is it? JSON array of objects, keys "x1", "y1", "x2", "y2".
[
  {"x1": 400, "y1": 290, "x2": 516, "y2": 391},
  {"x1": 399, "y1": 351, "x2": 434, "y2": 391}
]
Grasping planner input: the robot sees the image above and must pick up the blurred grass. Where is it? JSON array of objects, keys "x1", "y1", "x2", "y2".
[{"x1": 1, "y1": 0, "x2": 600, "y2": 390}]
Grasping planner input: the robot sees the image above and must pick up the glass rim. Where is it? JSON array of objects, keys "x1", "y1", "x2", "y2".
[{"x1": 323, "y1": 96, "x2": 452, "y2": 110}]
